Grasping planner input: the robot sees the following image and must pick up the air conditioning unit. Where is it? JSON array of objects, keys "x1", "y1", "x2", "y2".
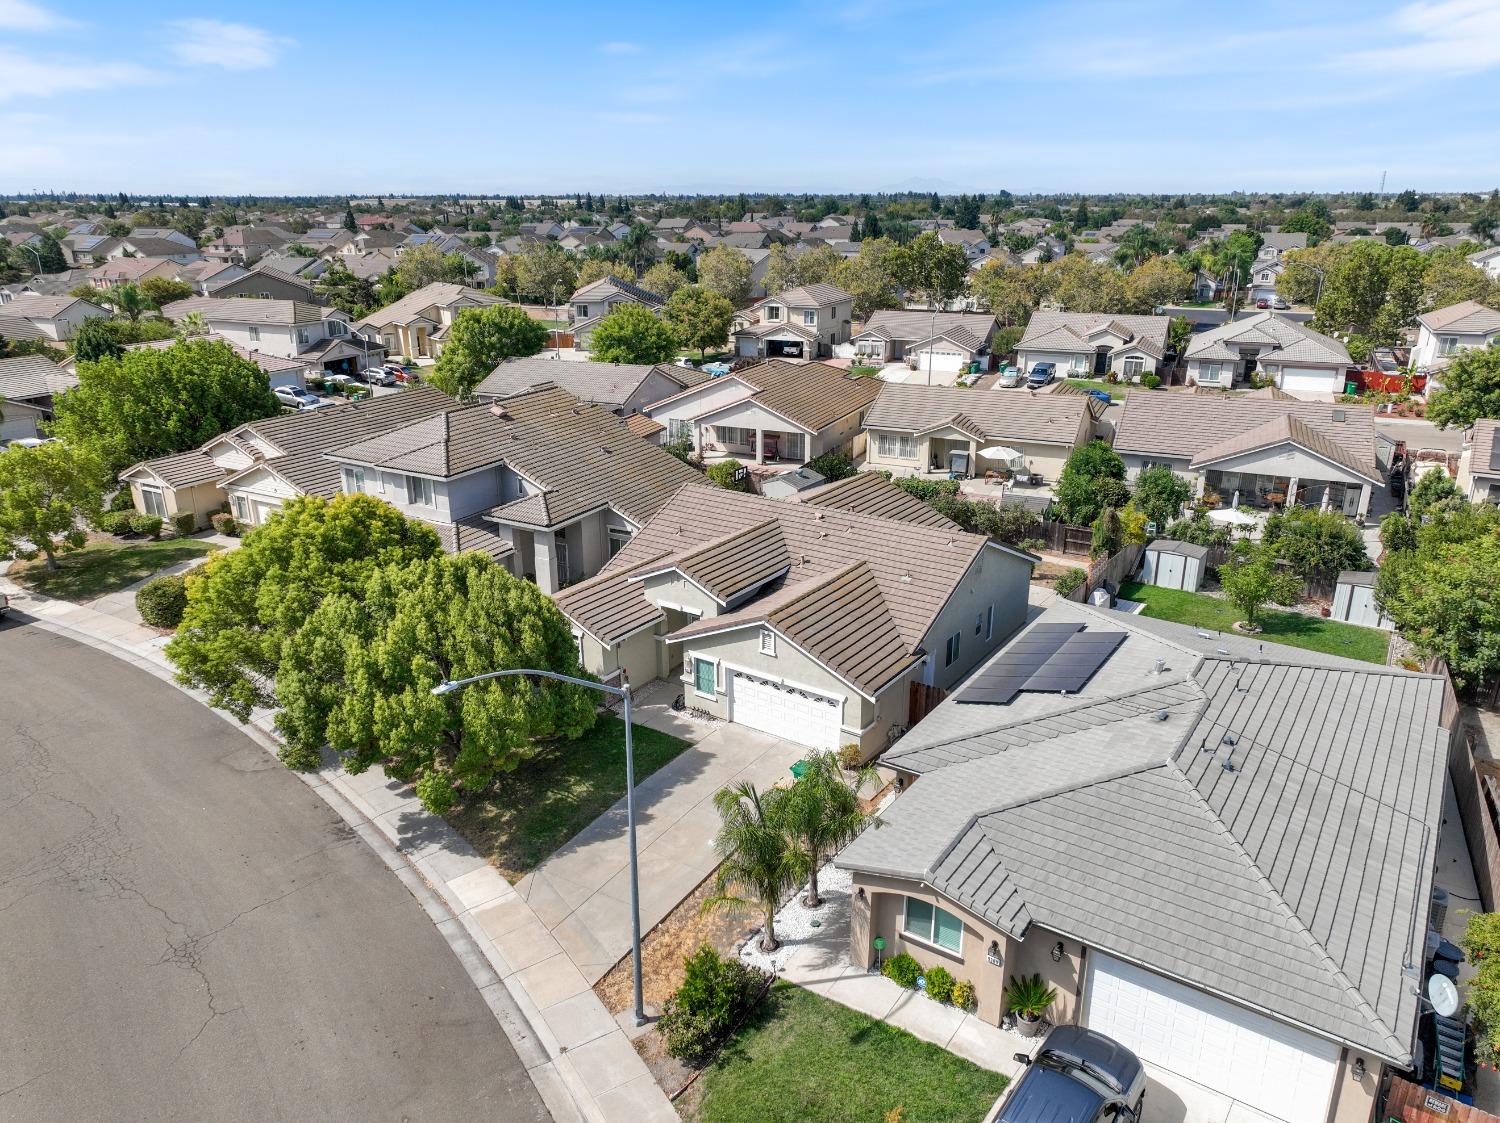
[{"x1": 1431, "y1": 886, "x2": 1450, "y2": 933}]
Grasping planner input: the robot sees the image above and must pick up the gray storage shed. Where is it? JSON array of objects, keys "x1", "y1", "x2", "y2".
[
  {"x1": 1330, "y1": 570, "x2": 1394, "y2": 631},
  {"x1": 1139, "y1": 539, "x2": 1208, "y2": 592}
]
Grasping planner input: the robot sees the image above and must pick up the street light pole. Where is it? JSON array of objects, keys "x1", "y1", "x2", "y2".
[
  {"x1": 21, "y1": 244, "x2": 43, "y2": 276},
  {"x1": 431, "y1": 667, "x2": 646, "y2": 1026}
]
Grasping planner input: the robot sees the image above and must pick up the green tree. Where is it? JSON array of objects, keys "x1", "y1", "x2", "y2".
[
  {"x1": 777, "y1": 751, "x2": 874, "y2": 908},
  {"x1": 1168, "y1": 315, "x2": 1194, "y2": 356},
  {"x1": 697, "y1": 244, "x2": 754, "y2": 308},
  {"x1": 278, "y1": 553, "x2": 596, "y2": 810},
  {"x1": 1281, "y1": 207, "x2": 1331, "y2": 244},
  {"x1": 642, "y1": 261, "x2": 689, "y2": 299},
  {"x1": 390, "y1": 244, "x2": 473, "y2": 296},
  {"x1": 887, "y1": 230, "x2": 969, "y2": 309},
  {"x1": 1427, "y1": 345, "x2": 1500, "y2": 429},
  {"x1": 1421, "y1": 250, "x2": 1498, "y2": 311},
  {"x1": 429, "y1": 304, "x2": 548, "y2": 398},
  {"x1": 343, "y1": 204, "x2": 358, "y2": 233},
  {"x1": 139, "y1": 276, "x2": 194, "y2": 309},
  {"x1": 705, "y1": 781, "x2": 799, "y2": 952},
  {"x1": 589, "y1": 303, "x2": 678, "y2": 364},
  {"x1": 794, "y1": 243, "x2": 842, "y2": 285},
  {"x1": 1377, "y1": 523, "x2": 1500, "y2": 690},
  {"x1": 663, "y1": 286, "x2": 733, "y2": 359},
  {"x1": 165, "y1": 494, "x2": 442, "y2": 720},
  {"x1": 1384, "y1": 226, "x2": 1411, "y2": 245},
  {"x1": 1124, "y1": 256, "x2": 1194, "y2": 313},
  {"x1": 1090, "y1": 506, "x2": 1124, "y2": 558},
  {"x1": 70, "y1": 316, "x2": 124, "y2": 363},
  {"x1": 833, "y1": 238, "x2": 903, "y2": 320},
  {"x1": 761, "y1": 243, "x2": 799, "y2": 296},
  {"x1": 1261, "y1": 506, "x2": 1370, "y2": 586},
  {"x1": 1054, "y1": 440, "x2": 1130, "y2": 525},
  {"x1": 51, "y1": 339, "x2": 280, "y2": 473},
  {"x1": 0, "y1": 441, "x2": 108, "y2": 570},
  {"x1": 1407, "y1": 468, "x2": 1465, "y2": 517},
  {"x1": 1219, "y1": 543, "x2": 1299, "y2": 629},
  {"x1": 32, "y1": 231, "x2": 66, "y2": 273},
  {"x1": 1131, "y1": 465, "x2": 1192, "y2": 527},
  {"x1": 102, "y1": 281, "x2": 147, "y2": 322},
  {"x1": 514, "y1": 242, "x2": 579, "y2": 304},
  {"x1": 315, "y1": 264, "x2": 379, "y2": 319},
  {"x1": 618, "y1": 223, "x2": 659, "y2": 275}
]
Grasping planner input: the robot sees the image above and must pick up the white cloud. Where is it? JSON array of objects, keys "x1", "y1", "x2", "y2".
[
  {"x1": 0, "y1": 47, "x2": 159, "y2": 101},
  {"x1": 600, "y1": 40, "x2": 639, "y2": 54},
  {"x1": 168, "y1": 19, "x2": 291, "y2": 70},
  {"x1": 0, "y1": 0, "x2": 75, "y2": 31},
  {"x1": 1337, "y1": 0, "x2": 1500, "y2": 74}
]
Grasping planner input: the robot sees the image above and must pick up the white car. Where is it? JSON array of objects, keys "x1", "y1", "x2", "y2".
[
  {"x1": 6, "y1": 437, "x2": 58, "y2": 449},
  {"x1": 323, "y1": 372, "x2": 356, "y2": 388},
  {"x1": 997, "y1": 365, "x2": 1023, "y2": 388}
]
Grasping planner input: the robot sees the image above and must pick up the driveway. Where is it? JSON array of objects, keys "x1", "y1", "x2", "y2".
[
  {"x1": 0, "y1": 623, "x2": 550, "y2": 1123},
  {"x1": 1139, "y1": 1063, "x2": 1279, "y2": 1122}
]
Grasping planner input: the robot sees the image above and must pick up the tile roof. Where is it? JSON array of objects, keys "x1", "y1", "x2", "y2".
[
  {"x1": 2, "y1": 294, "x2": 102, "y2": 319},
  {"x1": 1018, "y1": 311, "x2": 1171, "y2": 355},
  {"x1": 1416, "y1": 299, "x2": 1500, "y2": 335},
  {"x1": 854, "y1": 310, "x2": 997, "y2": 348},
  {"x1": 767, "y1": 282, "x2": 852, "y2": 307},
  {"x1": 125, "y1": 448, "x2": 226, "y2": 487},
  {"x1": 356, "y1": 283, "x2": 503, "y2": 329},
  {"x1": 705, "y1": 360, "x2": 883, "y2": 433},
  {"x1": 838, "y1": 600, "x2": 1448, "y2": 1064},
  {"x1": 1185, "y1": 311, "x2": 1351, "y2": 366},
  {"x1": 1188, "y1": 413, "x2": 1381, "y2": 482},
  {"x1": 864, "y1": 382, "x2": 1092, "y2": 447},
  {"x1": 795, "y1": 471, "x2": 959, "y2": 529},
  {"x1": 659, "y1": 519, "x2": 791, "y2": 603},
  {"x1": 1113, "y1": 392, "x2": 1381, "y2": 479},
  {"x1": 569, "y1": 275, "x2": 664, "y2": 308},
  {"x1": 0, "y1": 353, "x2": 77, "y2": 401},
  {"x1": 162, "y1": 296, "x2": 326, "y2": 325},
  {"x1": 430, "y1": 514, "x2": 515, "y2": 561},
  {"x1": 1472, "y1": 418, "x2": 1500, "y2": 476},
  {"x1": 625, "y1": 413, "x2": 665, "y2": 438},
  {"x1": 474, "y1": 356, "x2": 700, "y2": 410}
]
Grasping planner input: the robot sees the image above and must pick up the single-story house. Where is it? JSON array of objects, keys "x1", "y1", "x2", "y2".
[
  {"x1": 556, "y1": 479, "x2": 1037, "y2": 755},
  {"x1": 837, "y1": 599, "x2": 1451, "y2": 1123},
  {"x1": 88, "y1": 256, "x2": 185, "y2": 289},
  {"x1": 0, "y1": 353, "x2": 77, "y2": 443},
  {"x1": 1411, "y1": 300, "x2": 1500, "y2": 374},
  {"x1": 731, "y1": 283, "x2": 854, "y2": 361},
  {"x1": 846, "y1": 310, "x2": 997, "y2": 373},
  {"x1": 1113, "y1": 391, "x2": 1390, "y2": 518},
  {"x1": 645, "y1": 359, "x2": 882, "y2": 466},
  {"x1": 1184, "y1": 312, "x2": 1352, "y2": 397},
  {"x1": 1016, "y1": 311, "x2": 1171, "y2": 380},
  {"x1": 0, "y1": 294, "x2": 111, "y2": 341},
  {"x1": 862, "y1": 382, "x2": 1095, "y2": 481},
  {"x1": 1456, "y1": 417, "x2": 1500, "y2": 503},
  {"x1": 474, "y1": 355, "x2": 704, "y2": 417},
  {"x1": 569, "y1": 276, "x2": 666, "y2": 352}
]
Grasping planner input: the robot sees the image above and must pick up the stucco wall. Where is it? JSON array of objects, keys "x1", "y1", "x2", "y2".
[
  {"x1": 1326, "y1": 1049, "x2": 1378, "y2": 1123},
  {"x1": 923, "y1": 545, "x2": 1033, "y2": 692}
]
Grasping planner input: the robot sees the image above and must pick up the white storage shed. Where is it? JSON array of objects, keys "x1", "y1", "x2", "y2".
[
  {"x1": 1138, "y1": 539, "x2": 1208, "y2": 592},
  {"x1": 1330, "y1": 570, "x2": 1394, "y2": 631}
]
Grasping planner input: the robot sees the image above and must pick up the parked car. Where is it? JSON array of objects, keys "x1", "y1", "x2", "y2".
[
  {"x1": 997, "y1": 365, "x2": 1023, "y2": 388},
  {"x1": 323, "y1": 372, "x2": 356, "y2": 388},
  {"x1": 998, "y1": 1026, "x2": 1146, "y2": 1123},
  {"x1": 6, "y1": 437, "x2": 58, "y2": 448},
  {"x1": 361, "y1": 367, "x2": 398, "y2": 386},
  {"x1": 1272, "y1": 297, "x2": 1290, "y2": 310},
  {"x1": 274, "y1": 386, "x2": 333, "y2": 411},
  {"x1": 1026, "y1": 362, "x2": 1055, "y2": 389},
  {"x1": 1255, "y1": 299, "x2": 1270, "y2": 309}
]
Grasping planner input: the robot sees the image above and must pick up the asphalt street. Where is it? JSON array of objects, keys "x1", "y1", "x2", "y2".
[{"x1": 0, "y1": 623, "x2": 551, "y2": 1123}]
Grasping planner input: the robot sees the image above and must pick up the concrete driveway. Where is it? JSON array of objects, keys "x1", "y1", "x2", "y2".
[
  {"x1": 0, "y1": 623, "x2": 550, "y2": 1123},
  {"x1": 1139, "y1": 1064, "x2": 1280, "y2": 1123}
]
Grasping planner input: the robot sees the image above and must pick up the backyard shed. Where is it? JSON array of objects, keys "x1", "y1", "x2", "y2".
[
  {"x1": 1330, "y1": 570, "x2": 1394, "y2": 630},
  {"x1": 1138, "y1": 539, "x2": 1208, "y2": 592}
]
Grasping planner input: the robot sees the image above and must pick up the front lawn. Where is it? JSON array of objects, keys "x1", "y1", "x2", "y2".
[
  {"x1": 1060, "y1": 377, "x2": 1125, "y2": 399},
  {"x1": 9, "y1": 537, "x2": 219, "y2": 602},
  {"x1": 446, "y1": 714, "x2": 691, "y2": 881},
  {"x1": 849, "y1": 365, "x2": 883, "y2": 377},
  {"x1": 688, "y1": 982, "x2": 1008, "y2": 1123},
  {"x1": 1118, "y1": 581, "x2": 1391, "y2": 664}
]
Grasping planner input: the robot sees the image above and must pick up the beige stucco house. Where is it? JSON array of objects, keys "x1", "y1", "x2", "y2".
[
  {"x1": 1016, "y1": 310, "x2": 1171, "y2": 382},
  {"x1": 355, "y1": 282, "x2": 505, "y2": 361},
  {"x1": 732, "y1": 283, "x2": 854, "y2": 361}
]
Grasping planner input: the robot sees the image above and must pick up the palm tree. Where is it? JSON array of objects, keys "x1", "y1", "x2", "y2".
[
  {"x1": 779, "y1": 752, "x2": 876, "y2": 908},
  {"x1": 704, "y1": 781, "x2": 799, "y2": 953},
  {"x1": 107, "y1": 282, "x2": 145, "y2": 322},
  {"x1": 619, "y1": 223, "x2": 658, "y2": 278}
]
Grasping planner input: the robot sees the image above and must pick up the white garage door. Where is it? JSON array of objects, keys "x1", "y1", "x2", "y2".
[
  {"x1": 913, "y1": 349, "x2": 966, "y2": 373},
  {"x1": 1277, "y1": 369, "x2": 1339, "y2": 396},
  {"x1": 1084, "y1": 955, "x2": 1339, "y2": 1123},
  {"x1": 729, "y1": 672, "x2": 841, "y2": 750},
  {"x1": 737, "y1": 337, "x2": 760, "y2": 358}
]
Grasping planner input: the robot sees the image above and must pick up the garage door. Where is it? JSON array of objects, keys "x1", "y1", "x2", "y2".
[
  {"x1": 729, "y1": 672, "x2": 841, "y2": 750},
  {"x1": 1156, "y1": 552, "x2": 1185, "y2": 591},
  {"x1": 914, "y1": 349, "x2": 966, "y2": 373},
  {"x1": 1084, "y1": 955, "x2": 1338, "y2": 1123},
  {"x1": 1277, "y1": 369, "x2": 1338, "y2": 396},
  {"x1": 737, "y1": 337, "x2": 760, "y2": 358}
]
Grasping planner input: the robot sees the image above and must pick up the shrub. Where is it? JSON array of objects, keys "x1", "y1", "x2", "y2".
[
  {"x1": 1140, "y1": 372, "x2": 1162, "y2": 390},
  {"x1": 95, "y1": 509, "x2": 135, "y2": 535},
  {"x1": 109, "y1": 488, "x2": 135, "y2": 512},
  {"x1": 128, "y1": 514, "x2": 163, "y2": 539},
  {"x1": 923, "y1": 965, "x2": 955, "y2": 1004},
  {"x1": 951, "y1": 978, "x2": 977, "y2": 1011},
  {"x1": 892, "y1": 477, "x2": 959, "y2": 502},
  {"x1": 135, "y1": 574, "x2": 187, "y2": 628},
  {"x1": 1055, "y1": 567, "x2": 1087, "y2": 598},
  {"x1": 807, "y1": 450, "x2": 856, "y2": 482},
  {"x1": 706, "y1": 458, "x2": 748, "y2": 491},
  {"x1": 658, "y1": 945, "x2": 763, "y2": 1065},
  {"x1": 210, "y1": 512, "x2": 239, "y2": 536},
  {"x1": 837, "y1": 742, "x2": 864, "y2": 769},
  {"x1": 1004, "y1": 973, "x2": 1058, "y2": 1019},
  {"x1": 663, "y1": 438, "x2": 694, "y2": 463},
  {"x1": 170, "y1": 511, "x2": 196, "y2": 538},
  {"x1": 882, "y1": 952, "x2": 921, "y2": 989}
]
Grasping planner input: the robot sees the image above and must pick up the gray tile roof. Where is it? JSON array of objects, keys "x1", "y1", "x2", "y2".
[
  {"x1": 1472, "y1": 418, "x2": 1500, "y2": 476},
  {"x1": 1188, "y1": 413, "x2": 1382, "y2": 482},
  {"x1": 569, "y1": 275, "x2": 664, "y2": 308},
  {"x1": 1018, "y1": 311, "x2": 1171, "y2": 355},
  {"x1": 836, "y1": 600, "x2": 1448, "y2": 1064},
  {"x1": 864, "y1": 383, "x2": 1091, "y2": 447},
  {"x1": 0, "y1": 353, "x2": 77, "y2": 401},
  {"x1": 795, "y1": 471, "x2": 959, "y2": 529},
  {"x1": 162, "y1": 296, "x2": 326, "y2": 326},
  {"x1": 474, "y1": 356, "x2": 701, "y2": 411},
  {"x1": 1185, "y1": 311, "x2": 1351, "y2": 366},
  {"x1": 769, "y1": 282, "x2": 852, "y2": 308},
  {"x1": 355, "y1": 283, "x2": 502, "y2": 329},
  {"x1": 854, "y1": 310, "x2": 996, "y2": 349},
  {"x1": 1416, "y1": 299, "x2": 1500, "y2": 335}
]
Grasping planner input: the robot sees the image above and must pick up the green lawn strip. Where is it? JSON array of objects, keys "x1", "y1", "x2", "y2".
[
  {"x1": 445, "y1": 713, "x2": 692, "y2": 882},
  {"x1": 1059, "y1": 377, "x2": 1125, "y2": 399},
  {"x1": 849, "y1": 365, "x2": 883, "y2": 377},
  {"x1": 11, "y1": 538, "x2": 218, "y2": 602},
  {"x1": 691, "y1": 982, "x2": 1008, "y2": 1123},
  {"x1": 1117, "y1": 581, "x2": 1390, "y2": 664}
]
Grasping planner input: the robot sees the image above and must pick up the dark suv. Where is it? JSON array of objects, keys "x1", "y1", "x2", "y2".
[{"x1": 998, "y1": 1025, "x2": 1146, "y2": 1123}]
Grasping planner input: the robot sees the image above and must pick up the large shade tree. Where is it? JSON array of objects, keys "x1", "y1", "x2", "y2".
[
  {"x1": 0, "y1": 441, "x2": 108, "y2": 571},
  {"x1": 589, "y1": 303, "x2": 679, "y2": 364},
  {"x1": 428, "y1": 303, "x2": 549, "y2": 398}
]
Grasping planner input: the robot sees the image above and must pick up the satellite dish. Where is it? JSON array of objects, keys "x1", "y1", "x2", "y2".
[{"x1": 1428, "y1": 974, "x2": 1460, "y2": 1017}]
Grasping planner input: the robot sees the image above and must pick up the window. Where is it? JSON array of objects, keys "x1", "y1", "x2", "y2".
[
  {"x1": 717, "y1": 425, "x2": 751, "y2": 447},
  {"x1": 903, "y1": 897, "x2": 962, "y2": 954},
  {"x1": 944, "y1": 632, "x2": 961, "y2": 667},
  {"x1": 139, "y1": 486, "x2": 167, "y2": 517},
  {"x1": 801, "y1": 309, "x2": 816, "y2": 325},
  {"x1": 328, "y1": 320, "x2": 347, "y2": 337},
  {"x1": 576, "y1": 304, "x2": 590, "y2": 319},
  {"x1": 382, "y1": 335, "x2": 397, "y2": 353},
  {"x1": 248, "y1": 325, "x2": 260, "y2": 342},
  {"x1": 759, "y1": 628, "x2": 775, "y2": 655},
  {"x1": 406, "y1": 474, "x2": 435, "y2": 507},
  {"x1": 693, "y1": 657, "x2": 716, "y2": 697},
  {"x1": 974, "y1": 612, "x2": 983, "y2": 636},
  {"x1": 986, "y1": 604, "x2": 995, "y2": 641},
  {"x1": 296, "y1": 328, "x2": 309, "y2": 345},
  {"x1": 765, "y1": 305, "x2": 782, "y2": 321},
  {"x1": 341, "y1": 466, "x2": 366, "y2": 494},
  {"x1": 1440, "y1": 335, "x2": 1459, "y2": 356},
  {"x1": 1071, "y1": 354, "x2": 1087, "y2": 372},
  {"x1": 231, "y1": 494, "x2": 251, "y2": 522},
  {"x1": 607, "y1": 526, "x2": 631, "y2": 557},
  {"x1": 668, "y1": 418, "x2": 692, "y2": 442},
  {"x1": 875, "y1": 432, "x2": 917, "y2": 459},
  {"x1": 1123, "y1": 357, "x2": 1144, "y2": 376}
]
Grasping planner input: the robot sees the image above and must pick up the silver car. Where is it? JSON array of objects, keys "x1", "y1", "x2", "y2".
[{"x1": 997, "y1": 365, "x2": 1023, "y2": 388}]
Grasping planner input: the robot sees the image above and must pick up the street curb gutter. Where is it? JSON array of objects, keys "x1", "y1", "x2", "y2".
[{"x1": 10, "y1": 611, "x2": 590, "y2": 1123}]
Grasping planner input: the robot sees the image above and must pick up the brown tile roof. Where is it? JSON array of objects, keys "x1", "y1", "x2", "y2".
[
  {"x1": 770, "y1": 282, "x2": 852, "y2": 307},
  {"x1": 795, "y1": 472, "x2": 958, "y2": 530},
  {"x1": 864, "y1": 382, "x2": 1091, "y2": 446},
  {"x1": 123, "y1": 449, "x2": 225, "y2": 488},
  {"x1": 431, "y1": 514, "x2": 515, "y2": 561},
  {"x1": 1187, "y1": 414, "x2": 1381, "y2": 482},
  {"x1": 715, "y1": 360, "x2": 883, "y2": 433},
  {"x1": 1472, "y1": 419, "x2": 1500, "y2": 476},
  {"x1": 356, "y1": 282, "x2": 503, "y2": 329},
  {"x1": 0, "y1": 353, "x2": 77, "y2": 401},
  {"x1": 625, "y1": 413, "x2": 665, "y2": 438},
  {"x1": 651, "y1": 519, "x2": 791, "y2": 603},
  {"x1": 1416, "y1": 299, "x2": 1500, "y2": 334}
]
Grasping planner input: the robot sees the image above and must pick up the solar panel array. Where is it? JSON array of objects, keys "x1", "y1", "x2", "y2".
[{"x1": 957, "y1": 623, "x2": 1127, "y2": 705}]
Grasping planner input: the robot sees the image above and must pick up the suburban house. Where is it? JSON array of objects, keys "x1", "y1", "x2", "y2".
[
  {"x1": 862, "y1": 382, "x2": 1096, "y2": 481},
  {"x1": 1255, "y1": 231, "x2": 1308, "y2": 261},
  {"x1": 1183, "y1": 311, "x2": 1352, "y2": 396},
  {"x1": 1467, "y1": 245, "x2": 1500, "y2": 280},
  {"x1": 0, "y1": 294, "x2": 110, "y2": 341},
  {"x1": 203, "y1": 225, "x2": 295, "y2": 265},
  {"x1": 569, "y1": 275, "x2": 666, "y2": 352},
  {"x1": 836, "y1": 598, "x2": 1449, "y2": 1123},
  {"x1": 555, "y1": 480, "x2": 1036, "y2": 754},
  {"x1": 124, "y1": 335, "x2": 307, "y2": 390},
  {"x1": 0, "y1": 353, "x2": 78, "y2": 443},
  {"x1": 323, "y1": 384, "x2": 703, "y2": 593},
  {"x1": 937, "y1": 228, "x2": 991, "y2": 261},
  {"x1": 1411, "y1": 300, "x2": 1500, "y2": 373},
  {"x1": 207, "y1": 265, "x2": 320, "y2": 303},
  {"x1": 1015, "y1": 311, "x2": 1171, "y2": 380},
  {"x1": 161, "y1": 296, "x2": 385, "y2": 376},
  {"x1": 731, "y1": 283, "x2": 854, "y2": 361},
  {"x1": 109, "y1": 234, "x2": 202, "y2": 264},
  {"x1": 474, "y1": 355, "x2": 705, "y2": 416},
  {"x1": 355, "y1": 282, "x2": 504, "y2": 362},
  {"x1": 847, "y1": 310, "x2": 998, "y2": 373},
  {"x1": 1113, "y1": 391, "x2": 1389, "y2": 518},
  {"x1": 1248, "y1": 258, "x2": 1285, "y2": 302},
  {"x1": 645, "y1": 359, "x2": 882, "y2": 466},
  {"x1": 88, "y1": 256, "x2": 185, "y2": 289},
  {"x1": 178, "y1": 260, "x2": 248, "y2": 293},
  {"x1": 1457, "y1": 418, "x2": 1500, "y2": 503}
]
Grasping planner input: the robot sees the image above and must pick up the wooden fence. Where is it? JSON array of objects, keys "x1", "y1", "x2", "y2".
[
  {"x1": 1385, "y1": 1076, "x2": 1499, "y2": 1122},
  {"x1": 1039, "y1": 519, "x2": 1093, "y2": 556}
]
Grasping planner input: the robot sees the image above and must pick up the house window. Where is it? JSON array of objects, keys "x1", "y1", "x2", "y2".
[
  {"x1": 974, "y1": 612, "x2": 983, "y2": 636},
  {"x1": 903, "y1": 897, "x2": 962, "y2": 954},
  {"x1": 296, "y1": 328, "x2": 309, "y2": 345},
  {"x1": 944, "y1": 632, "x2": 961, "y2": 667},
  {"x1": 607, "y1": 526, "x2": 631, "y2": 557},
  {"x1": 875, "y1": 432, "x2": 917, "y2": 459},
  {"x1": 248, "y1": 325, "x2": 260, "y2": 341},
  {"x1": 668, "y1": 418, "x2": 692, "y2": 442},
  {"x1": 766, "y1": 305, "x2": 782, "y2": 321},
  {"x1": 1440, "y1": 335, "x2": 1459, "y2": 356},
  {"x1": 693, "y1": 657, "x2": 716, "y2": 697},
  {"x1": 1071, "y1": 354, "x2": 1087, "y2": 373},
  {"x1": 1123, "y1": 357, "x2": 1144, "y2": 376},
  {"x1": 328, "y1": 320, "x2": 347, "y2": 337},
  {"x1": 801, "y1": 310, "x2": 816, "y2": 326},
  {"x1": 760, "y1": 629, "x2": 775, "y2": 655},
  {"x1": 406, "y1": 475, "x2": 435, "y2": 507},
  {"x1": 382, "y1": 334, "x2": 397, "y2": 352},
  {"x1": 231, "y1": 494, "x2": 251, "y2": 522},
  {"x1": 576, "y1": 304, "x2": 590, "y2": 319},
  {"x1": 139, "y1": 486, "x2": 167, "y2": 517},
  {"x1": 986, "y1": 604, "x2": 995, "y2": 641},
  {"x1": 718, "y1": 425, "x2": 751, "y2": 447},
  {"x1": 341, "y1": 466, "x2": 366, "y2": 494}
]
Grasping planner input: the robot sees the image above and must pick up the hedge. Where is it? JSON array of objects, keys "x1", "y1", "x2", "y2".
[
  {"x1": 128, "y1": 514, "x2": 163, "y2": 539},
  {"x1": 135, "y1": 574, "x2": 188, "y2": 628}
]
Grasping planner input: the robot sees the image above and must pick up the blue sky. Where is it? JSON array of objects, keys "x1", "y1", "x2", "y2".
[{"x1": 2, "y1": 0, "x2": 1499, "y2": 196}]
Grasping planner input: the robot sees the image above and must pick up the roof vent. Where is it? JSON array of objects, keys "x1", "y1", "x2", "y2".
[
  {"x1": 1150, "y1": 657, "x2": 1167, "y2": 675},
  {"x1": 900, "y1": 572, "x2": 912, "y2": 583},
  {"x1": 1153, "y1": 710, "x2": 1169, "y2": 722}
]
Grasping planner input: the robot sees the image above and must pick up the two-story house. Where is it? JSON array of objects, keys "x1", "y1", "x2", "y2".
[
  {"x1": 161, "y1": 296, "x2": 384, "y2": 376},
  {"x1": 1456, "y1": 418, "x2": 1500, "y2": 504},
  {"x1": 555, "y1": 478, "x2": 1036, "y2": 755},
  {"x1": 1183, "y1": 311, "x2": 1351, "y2": 396},
  {"x1": 569, "y1": 275, "x2": 667, "y2": 352},
  {"x1": 1016, "y1": 310, "x2": 1172, "y2": 381},
  {"x1": 731, "y1": 283, "x2": 854, "y2": 361},
  {"x1": 355, "y1": 282, "x2": 505, "y2": 362},
  {"x1": 207, "y1": 265, "x2": 321, "y2": 304},
  {"x1": 0, "y1": 353, "x2": 78, "y2": 443},
  {"x1": 1255, "y1": 231, "x2": 1307, "y2": 262},
  {"x1": 1412, "y1": 300, "x2": 1500, "y2": 374},
  {"x1": 0, "y1": 294, "x2": 111, "y2": 341},
  {"x1": 937, "y1": 228, "x2": 991, "y2": 261}
]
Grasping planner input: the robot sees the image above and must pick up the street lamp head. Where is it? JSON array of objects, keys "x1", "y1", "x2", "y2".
[{"x1": 430, "y1": 681, "x2": 461, "y2": 697}]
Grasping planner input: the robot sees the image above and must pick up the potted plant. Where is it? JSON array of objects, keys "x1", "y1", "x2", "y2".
[{"x1": 1004, "y1": 973, "x2": 1057, "y2": 1038}]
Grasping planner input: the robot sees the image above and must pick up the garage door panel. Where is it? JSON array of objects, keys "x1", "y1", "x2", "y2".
[
  {"x1": 1084, "y1": 955, "x2": 1337, "y2": 1123},
  {"x1": 729, "y1": 672, "x2": 840, "y2": 751}
]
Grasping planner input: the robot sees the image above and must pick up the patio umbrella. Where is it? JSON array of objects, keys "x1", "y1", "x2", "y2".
[
  {"x1": 1207, "y1": 508, "x2": 1259, "y2": 527},
  {"x1": 976, "y1": 445, "x2": 1023, "y2": 462}
]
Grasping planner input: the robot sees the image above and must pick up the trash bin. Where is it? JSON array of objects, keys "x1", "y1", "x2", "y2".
[{"x1": 1345, "y1": 380, "x2": 1359, "y2": 395}]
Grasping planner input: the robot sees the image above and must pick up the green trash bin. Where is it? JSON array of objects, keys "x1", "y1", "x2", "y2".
[{"x1": 1345, "y1": 380, "x2": 1359, "y2": 395}]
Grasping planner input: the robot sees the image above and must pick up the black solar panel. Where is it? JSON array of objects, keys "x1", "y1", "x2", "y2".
[{"x1": 956, "y1": 625, "x2": 1126, "y2": 705}]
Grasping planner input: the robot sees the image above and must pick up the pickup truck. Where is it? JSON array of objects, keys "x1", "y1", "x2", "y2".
[{"x1": 1026, "y1": 362, "x2": 1056, "y2": 389}]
